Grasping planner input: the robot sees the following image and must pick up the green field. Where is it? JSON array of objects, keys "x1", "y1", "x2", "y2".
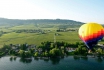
[
  {"x1": 0, "y1": 24, "x2": 80, "y2": 47},
  {"x1": 0, "y1": 23, "x2": 104, "y2": 47},
  {"x1": 0, "y1": 31, "x2": 81, "y2": 46},
  {"x1": 0, "y1": 30, "x2": 104, "y2": 47}
]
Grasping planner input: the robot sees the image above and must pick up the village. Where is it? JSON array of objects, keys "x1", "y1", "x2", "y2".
[
  {"x1": 0, "y1": 41, "x2": 78, "y2": 58},
  {"x1": 10, "y1": 43, "x2": 76, "y2": 54},
  {"x1": 0, "y1": 41, "x2": 104, "y2": 60}
]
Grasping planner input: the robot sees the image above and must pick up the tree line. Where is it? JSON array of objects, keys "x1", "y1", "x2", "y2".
[{"x1": 0, "y1": 41, "x2": 104, "y2": 58}]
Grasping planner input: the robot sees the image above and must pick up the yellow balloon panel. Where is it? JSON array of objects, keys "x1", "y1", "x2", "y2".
[{"x1": 78, "y1": 22, "x2": 103, "y2": 38}]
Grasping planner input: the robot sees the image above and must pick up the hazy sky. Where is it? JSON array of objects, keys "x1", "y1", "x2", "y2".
[{"x1": 0, "y1": 0, "x2": 104, "y2": 24}]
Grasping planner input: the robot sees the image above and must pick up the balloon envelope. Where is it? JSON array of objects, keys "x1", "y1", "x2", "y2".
[{"x1": 78, "y1": 22, "x2": 104, "y2": 49}]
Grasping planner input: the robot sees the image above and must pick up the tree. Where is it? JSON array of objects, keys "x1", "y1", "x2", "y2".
[
  {"x1": 19, "y1": 50, "x2": 32, "y2": 58},
  {"x1": 96, "y1": 48, "x2": 103, "y2": 56},
  {"x1": 49, "y1": 48, "x2": 61, "y2": 57},
  {"x1": 29, "y1": 48, "x2": 34, "y2": 54},
  {"x1": 44, "y1": 51, "x2": 49, "y2": 57},
  {"x1": 9, "y1": 50, "x2": 16, "y2": 55},
  {"x1": 18, "y1": 50, "x2": 25, "y2": 57},
  {"x1": 74, "y1": 45, "x2": 88, "y2": 56},
  {"x1": 25, "y1": 51, "x2": 32, "y2": 58},
  {"x1": 81, "y1": 47, "x2": 88, "y2": 56},
  {"x1": 20, "y1": 44, "x2": 27, "y2": 50},
  {"x1": 34, "y1": 52, "x2": 39, "y2": 57},
  {"x1": 60, "y1": 46, "x2": 65, "y2": 55},
  {"x1": 1, "y1": 44, "x2": 11, "y2": 52}
]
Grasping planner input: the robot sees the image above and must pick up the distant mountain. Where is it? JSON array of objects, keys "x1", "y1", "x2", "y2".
[{"x1": 0, "y1": 18, "x2": 84, "y2": 26}]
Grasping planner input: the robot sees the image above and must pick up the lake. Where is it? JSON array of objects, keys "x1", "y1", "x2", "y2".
[{"x1": 0, "y1": 56, "x2": 104, "y2": 70}]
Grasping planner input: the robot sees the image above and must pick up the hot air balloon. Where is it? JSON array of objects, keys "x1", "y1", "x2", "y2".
[{"x1": 78, "y1": 22, "x2": 104, "y2": 49}]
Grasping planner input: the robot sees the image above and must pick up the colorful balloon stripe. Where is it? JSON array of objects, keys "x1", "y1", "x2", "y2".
[
  {"x1": 79, "y1": 29, "x2": 104, "y2": 42},
  {"x1": 78, "y1": 23, "x2": 104, "y2": 37}
]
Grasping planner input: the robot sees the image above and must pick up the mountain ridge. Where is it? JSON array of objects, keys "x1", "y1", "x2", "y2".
[{"x1": 0, "y1": 18, "x2": 84, "y2": 25}]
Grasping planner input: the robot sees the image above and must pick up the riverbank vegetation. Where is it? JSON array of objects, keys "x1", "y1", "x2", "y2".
[{"x1": 0, "y1": 41, "x2": 104, "y2": 59}]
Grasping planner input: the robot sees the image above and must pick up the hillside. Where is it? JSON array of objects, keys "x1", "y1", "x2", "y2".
[
  {"x1": 0, "y1": 18, "x2": 85, "y2": 46},
  {"x1": 0, "y1": 18, "x2": 84, "y2": 25}
]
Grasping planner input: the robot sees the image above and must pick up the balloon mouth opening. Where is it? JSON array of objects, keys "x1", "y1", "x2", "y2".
[
  {"x1": 84, "y1": 40, "x2": 98, "y2": 50},
  {"x1": 80, "y1": 35, "x2": 103, "y2": 49}
]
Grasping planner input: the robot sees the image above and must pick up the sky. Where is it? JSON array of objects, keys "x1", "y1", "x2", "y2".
[{"x1": 0, "y1": 0, "x2": 104, "y2": 24}]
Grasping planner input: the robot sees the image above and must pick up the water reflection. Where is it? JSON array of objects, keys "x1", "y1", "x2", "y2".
[
  {"x1": 1, "y1": 56, "x2": 104, "y2": 70},
  {"x1": 73, "y1": 56, "x2": 80, "y2": 60},
  {"x1": 95, "y1": 57, "x2": 103, "y2": 63},
  {"x1": 19, "y1": 58, "x2": 32, "y2": 63},
  {"x1": 73, "y1": 55, "x2": 104, "y2": 63},
  {"x1": 34, "y1": 57, "x2": 50, "y2": 62},
  {"x1": 81, "y1": 56, "x2": 88, "y2": 61},
  {"x1": 43, "y1": 58, "x2": 49, "y2": 62},
  {"x1": 34, "y1": 57, "x2": 39, "y2": 61},
  {"x1": 50, "y1": 58, "x2": 60, "y2": 65},
  {"x1": 73, "y1": 56, "x2": 88, "y2": 61},
  {"x1": 50, "y1": 57, "x2": 64, "y2": 65},
  {"x1": 8, "y1": 56, "x2": 104, "y2": 65},
  {"x1": 9, "y1": 57, "x2": 17, "y2": 62},
  {"x1": 10, "y1": 57, "x2": 13, "y2": 62},
  {"x1": 33, "y1": 56, "x2": 64, "y2": 64},
  {"x1": 14, "y1": 57, "x2": 17, "y2": 61}
]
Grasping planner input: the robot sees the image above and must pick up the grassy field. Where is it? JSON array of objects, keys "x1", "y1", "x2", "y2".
[
  {"x1": 0, "y1": 23, "x2": 103, "y2": 47},
  {"x1": 0, "y1": 31, "x2": 81, "y2": 46}
]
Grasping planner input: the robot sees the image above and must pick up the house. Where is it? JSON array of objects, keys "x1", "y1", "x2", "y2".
[
  {"x1": 66, "y1": 47, "x2": 76, "y2": 52},
  {"x1": 98, "y1": 44, "x2": 104, "y2": 49}
]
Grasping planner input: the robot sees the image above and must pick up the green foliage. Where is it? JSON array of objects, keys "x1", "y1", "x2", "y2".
[
  {"x1": 18, "y1": 50, "x2": 25, "y2": 57},
  {"x1": 40, "y1": 41, "x2": 51, "y2": 52},
  {"x1": 49, "y1": 48, "x2": 61, "y2": 57},
  {"x1": 44, "y1": 51, "x2": 49, "y2": 57},
  {"x1": 18, "y1": 50, "x2": 32, "y2": 58},
  {"x1": 96, "y1": 48, "x2": 104, "y2": 56},
  {"x1": 25, "y1": 51, "x2": 32, "y2": 58},
  {"x1": 74, "y1": 45, "x2": 88, "y2": 56},
  {"x1": 9, "y1": 50, "x2": 16, "y2": 55},
  {"x1": 0, "y1": 51, "x2": 5, "y2": 56},
  {"x1": 2, "y1": 44, "x2": 11, "y2": 50},
  {"x1": 91, "y1": 48, "x2": 96, "y2": 53},
  {"x1": 20, "y1": 44, "x2": 27, "y2": 50},
  {"x1": 34, "y1": 52, "x2": 39, "y2": 57},
  {"x1": 29, "y1": 48, "x2": 35, "y2": 54}
]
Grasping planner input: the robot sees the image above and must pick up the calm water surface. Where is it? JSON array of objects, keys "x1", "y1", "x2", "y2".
[{"x1": 0, "y1": 56, "x2": 104, "y2": 70}]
